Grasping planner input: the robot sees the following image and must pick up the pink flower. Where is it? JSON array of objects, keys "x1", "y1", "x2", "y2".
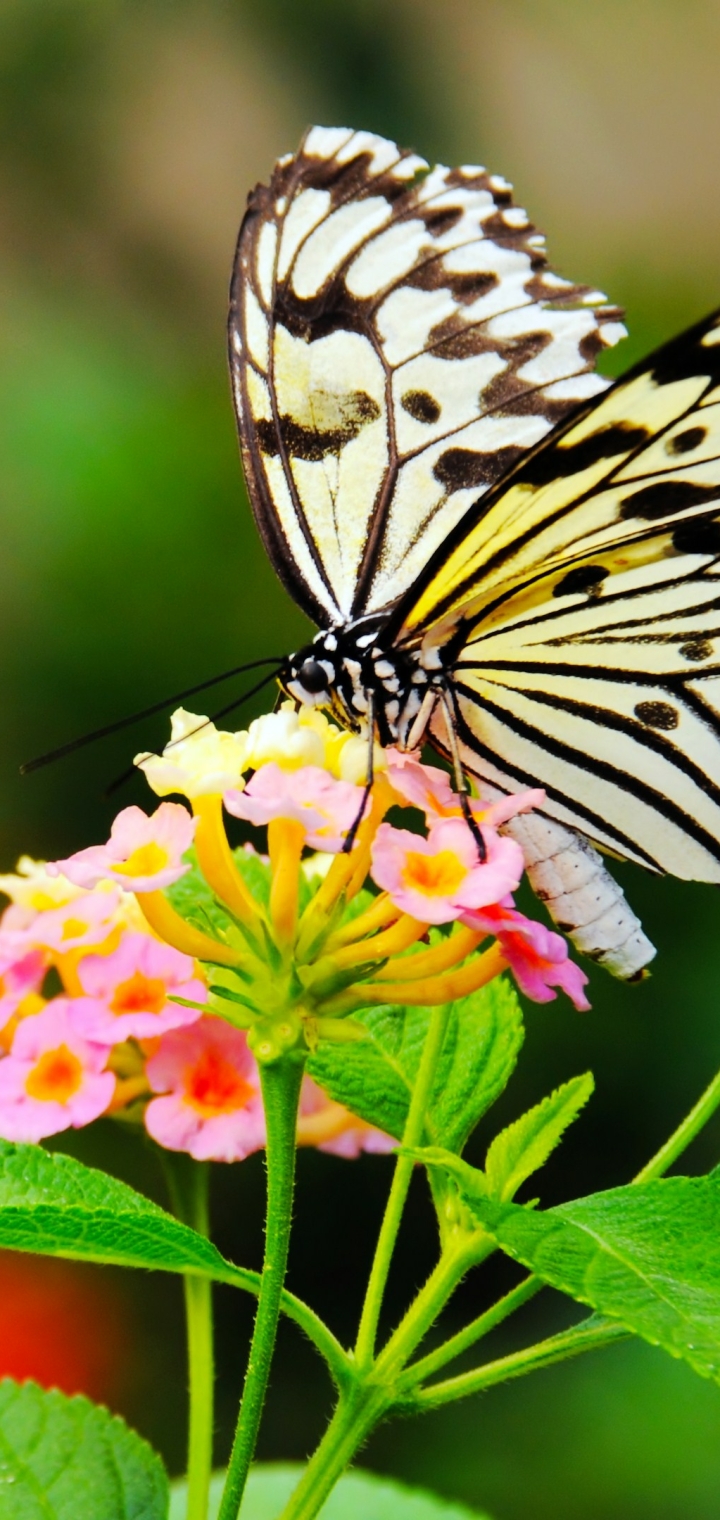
[
  {"x1": 73, "y1": 933, "x2": 206, "y2": 1043},
  {"x1": 0, "y1": 1001, "x2": 115, "y2": 1142},
  {"x1": 370, "y1": 817, "x2": 525, "y2": 924},
  {"x1": 225, "y1": 763, "x2": 363, "y2": 851},
  {"x1": 0, "y1": 949, "x2": 45, "y2": 1024},
  {"x1": 386, "y1": 750, "x2": 544, "y2": 829},
  {"x1": 144, "y1": 1016, "x2": 266, "y2": 1162},
  {"x1": 18, "y1": 890, "x2": 124, "y2": 954},
  {"x1": 48, "y1": 804, "x2": 196, "y2": 893},
  {"x1": 297, "y1": 1076, "x2": 395, "y2": 1157},
  {"x1": 386, "y1": 750, "x2": 457, "y2": 817},
  {"x1": 463, "y1": 903, "x2": 590, "y2": 1011}
]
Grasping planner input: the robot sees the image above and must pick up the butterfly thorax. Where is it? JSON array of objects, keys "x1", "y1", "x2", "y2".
[{"x1": 281, "y1": 622, "x2": 444, "y2": 748}]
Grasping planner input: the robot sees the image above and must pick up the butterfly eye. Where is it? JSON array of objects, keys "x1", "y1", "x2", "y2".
[{"x1": 298, "y1": 658, "x2": 330, "y2": 695}]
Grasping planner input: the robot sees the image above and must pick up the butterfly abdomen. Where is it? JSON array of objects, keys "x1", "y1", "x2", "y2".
[{"x1": 495, "y1": 804, "x2": 656, "y2": 979}]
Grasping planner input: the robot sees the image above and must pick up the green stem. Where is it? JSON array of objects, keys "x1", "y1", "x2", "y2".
[
  {"x1": 184, "y1": 1273, "x2": 215, "y2": 1520},
  {"x1": 277, "y1": 1388, "x2": 389, "y2": 1520},
  {"x1": 406, "y1": 1315, "x2": 629, "y2": 1410},
  {"x1": 218, "y1": 1053, "x2": 305, "y2": 1520},
  {"x1": 163, "y1": 1156, "x2": 214, "y2": 1520},
  {"x1": 634, "y1": 1063, "x2": 720, "y2": 1182},
  {"x1": 375, "y1": 1236, "x2": 493, "y2": 1382},
  {"x1": 206, "y1": 1263, "x2": 349, "y2": 1384},
  {"x1": 354, "y1": 1002, "x2": 452, "y2": 1370},
  {"x1": 396, "y1": 1272, "x2": 542, "y2": 1392}
]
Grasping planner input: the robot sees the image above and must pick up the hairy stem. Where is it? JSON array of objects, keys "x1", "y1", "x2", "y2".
[
  {"x1": 277, "y1": 1388, "x2": 390, "y2": 1520},
  {"x1": 407, "y1": 1316, "x2": 629, "y2": 1410},
  {"x1": 375, "y1": 1236, "x2": 493, "y2": 1382},
  {"x1": 354, "y1": 1002, "x2": 452, "y2": 1370},
  {"x1": 218, "y1": 1054, "x2": 305, "y2": 1520},
  {"x1": 396, "y1": 1272, "x2": 542, "y2": 1392}
]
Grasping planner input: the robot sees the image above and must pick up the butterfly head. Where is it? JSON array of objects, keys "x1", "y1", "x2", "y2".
[{"x1": 279, "y1": 622, "x2": 436, "y2": 748}]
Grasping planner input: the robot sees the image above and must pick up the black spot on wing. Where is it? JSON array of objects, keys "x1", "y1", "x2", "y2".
[
  {"x1": 523, "y1": 423, "x2": 651, "y2": 487},
  {"x1": 401, "y1": 389, "x2": 441, "y2": 424},
  {"x1": 634, "y1": 700, "x2": 680, "y2": 730},
  {"x1": 620, "y1": 480, "x2": 720, "y2": 521},
  {"x1": 420, "y1": 205, "x2": 463, "y2": 236},
  {"x1": 672, "y1": 517, "x2": 720, "y2": 555},
  {"x1": 274, "y1": 283, "x2": 372, "y2": 343},
  {"x1": 257, "y1": 392, "x2": 380, "y2": 461},
  {"x1": 552, "y1": 564, "x2": 608, "y2": 598},
  {"x1": 294, "y1": 147, "x2": 412, "y2": 210},
  {"x1": 679, "y1": 638, "x2": 714, "y2": 661},
  {"x1": 433, "y1": 445, "x2": 524, "y2": 492},
  {"x1": 666, "y1": 425, "x2": 707, "y2": 455}
]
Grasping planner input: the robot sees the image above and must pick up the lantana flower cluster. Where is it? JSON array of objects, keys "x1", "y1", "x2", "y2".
[{"x1": 0, "y1": 704, "x2": 588, "y2": 1162}]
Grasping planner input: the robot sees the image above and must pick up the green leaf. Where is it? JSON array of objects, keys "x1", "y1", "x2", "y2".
[
  {"x1": 169, "y1": 1464, "x2": 494, "y2": 1519},
  {"x1": 169, "y1": 848, "x2": 364, "y2": 936},
  {"x1": 484, "y1": 1073, "x2": 595, "y2": 1201},
  {"x1": 0, "y1": 1142, "x2": 347, "y2": 1379},
  {"x1": 425, "y1": 1168, "x2": 720, "y2": 1383},
  {"x1": 0, "y1": 1379, "x2": 167, "y2": 1519},
  {"x1": 307, "y1": 976, "x2": 523, "y2": 1149},
  {"x1": 168, "y1": 847, "x2": 234, "y2": 935},
  {"x1": 0, "y1": 1139, "x2": 253, "y2": 1287}
]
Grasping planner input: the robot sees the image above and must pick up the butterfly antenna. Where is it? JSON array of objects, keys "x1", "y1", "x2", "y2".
[
  {"x1": 20, "y1": 657, "x2": 285, "y2": 775},
  {"x1": 107, "y1": 665, "x2": 283, "y2": 796}
]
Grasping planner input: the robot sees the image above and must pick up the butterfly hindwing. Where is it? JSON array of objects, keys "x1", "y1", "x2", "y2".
[{"x1": 229, "y1": 125, "x2": 625, "y2": 628}]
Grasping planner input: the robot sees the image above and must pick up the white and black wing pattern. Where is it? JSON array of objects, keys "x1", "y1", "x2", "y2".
[
  {"x1": 228, "y1": 124, "x2": 625, "y2": 628},
  {"x1": 405, "y1": 312, "x2": 720, "y2": 886}
]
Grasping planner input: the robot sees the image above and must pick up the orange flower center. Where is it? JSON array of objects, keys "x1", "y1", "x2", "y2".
[
  {"x1": 112, "y1": 842, "x2": 168, "y2": 879},
  {"x1": 110, "y1": 971, "x2": 167, "y2": 1017},
  {"x1": 25, "y1": 1045, "x2": 83, "y2": 1104},
  {"x1": 184, "y1": 1049, "x2": 254, "y2": 1117},
  {"x1": 401, "y1": 848, "x2": 466, "y2": 898}
]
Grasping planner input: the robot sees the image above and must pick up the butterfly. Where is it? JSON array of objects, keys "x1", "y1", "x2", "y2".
[{"x1": 228, "y1": 125, "x2": 720, "y2": 980}]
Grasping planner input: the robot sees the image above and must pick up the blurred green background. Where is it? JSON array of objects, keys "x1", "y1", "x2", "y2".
[{"x1": 2, "y1": 1, "x2": 720, "y2": 1515}]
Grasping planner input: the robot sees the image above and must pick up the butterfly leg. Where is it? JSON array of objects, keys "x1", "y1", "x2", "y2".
[
  {"x1": 438, "y1": 689, "x2": 487, "y2": 863},
  {"x1": 342, "y1": 692, "x2": 376, "y2": 855},
  {"x1": 405, "y1": 688, "x2": 438, "y2": 752}
]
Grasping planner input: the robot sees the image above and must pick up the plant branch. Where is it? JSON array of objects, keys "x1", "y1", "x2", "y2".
[
  {"x1": 405, "y1": 1315, "x2": 629, "y2": 1410},
  {"x1": 395, "y1": 1272, "x2": 541, "y2": 1392},
  {"x1": 277, "y1": 1388, "x2": 390, "y2": 1520},
  {"x1": 212, "y1": 1265, "x2": 349, "y2": 1386},
  {"x1": 354, "y1": 1002, "x2": 453, "y2": 1370},
  {"x1": 375, "y1": 1235, "x2": 493, "y2": 1382},
  {"x1": 634, "y1": 1063, "x2": 720, "y2": 1183}
]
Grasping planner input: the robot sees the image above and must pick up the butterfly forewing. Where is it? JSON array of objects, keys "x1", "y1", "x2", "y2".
[
  {"x1": 229, "y1": 125, "x2": 625, "y2": 628},
  {"x1": 394, "y1": 311, "x2": 720, "y2": 639}
]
